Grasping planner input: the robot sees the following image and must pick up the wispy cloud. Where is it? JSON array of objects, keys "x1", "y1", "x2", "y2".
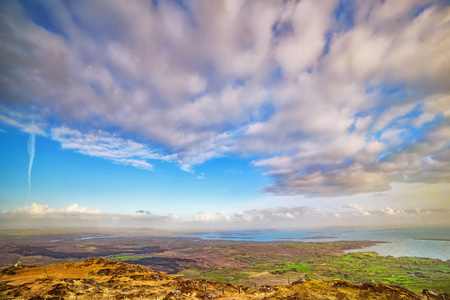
[
  {"x1": 0, "y1": 110, "x2": 46, "y2": 136},
  {"x1": 51, "y1": 127, "x2": 173, "y2": 171}
]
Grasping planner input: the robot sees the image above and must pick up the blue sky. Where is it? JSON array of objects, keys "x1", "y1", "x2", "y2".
[
  {"x1": 0, "y1": 129, "x2": 269, "y2": 214},
  {"x1": 0, "y1": 0, "x2": 449, "y2": 229}
]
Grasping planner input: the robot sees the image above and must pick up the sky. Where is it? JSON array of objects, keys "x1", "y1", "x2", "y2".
[{"x1": 0, "y1": 0, "x2": 449, "y2": 230}]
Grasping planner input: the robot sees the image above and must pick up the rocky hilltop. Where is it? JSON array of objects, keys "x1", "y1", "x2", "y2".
[{"x1": 0, "y1": 259, "x2": 446, "y2": 299}]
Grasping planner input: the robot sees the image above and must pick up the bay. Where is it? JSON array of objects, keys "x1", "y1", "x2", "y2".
[{"x1": 175, "y1": 227, "x2": 450, "y2": 261}]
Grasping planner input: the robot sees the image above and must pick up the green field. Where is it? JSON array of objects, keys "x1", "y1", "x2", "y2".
[
  {"x1": 109, "y1": 255, "x2": 152, "y2": 262},
  {"x1": 175, "y1": 251, "x2": 450, "y2": 293}
]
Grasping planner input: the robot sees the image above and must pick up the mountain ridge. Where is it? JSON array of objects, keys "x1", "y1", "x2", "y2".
[{"x1": 0, "y1": 258, "x2": 446, "y2": 299}]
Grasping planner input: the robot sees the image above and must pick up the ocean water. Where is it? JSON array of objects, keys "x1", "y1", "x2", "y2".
[{"x1": 175, "y1": 227, "x2": 450, "y2": 261}]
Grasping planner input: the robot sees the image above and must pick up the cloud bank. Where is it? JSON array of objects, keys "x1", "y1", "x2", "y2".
[
  {"x1": 0, "y1": 0, "x2": 449, "y2": 197},
  {"x1": 1, "y1": 202, "x2": 449, "y2": 230}
]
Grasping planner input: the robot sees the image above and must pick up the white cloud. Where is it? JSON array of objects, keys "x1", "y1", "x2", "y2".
[
  {"x1": 274, "y1": 0, "x2": 336, "y2": 78},
  {"x1": 5, "y1": 203, "x2": 101, "y2": 215},
  {"x1": 343, "y1": 203, "x2": 371, "y2": 216},
  {"x1": 64, "y1": 203, "x2": 102, "y2": 214},
  {"x1": 0, "y1": 0, "x2": 449, "y2": 197}
]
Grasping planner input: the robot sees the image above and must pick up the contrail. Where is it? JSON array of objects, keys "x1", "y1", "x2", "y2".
[{"x1": 27, "y1": 133, "x2": 36, "y2": 198}]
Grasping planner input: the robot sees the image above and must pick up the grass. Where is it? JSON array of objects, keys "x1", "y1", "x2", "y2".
[
  {"x1": 274, "y1": 262, "x2": 311, "y2": 272},
  {"x1": 321, "y1": 253, "x2": 450, "y2": 293},
  {"x1": 109, "y1": 255, "x2": 150, "y2": 262},
  {"x1": 209, "y1": 275, "x2": 235, "y2": 282}
]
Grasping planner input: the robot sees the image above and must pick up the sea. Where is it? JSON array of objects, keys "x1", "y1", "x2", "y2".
[{"x1": 170, "y1": 227, "x2": 450, "y2": 261}]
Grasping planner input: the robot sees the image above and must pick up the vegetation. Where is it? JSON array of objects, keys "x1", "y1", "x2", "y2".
[
  {"x1": 109, "y1": 255, "x2": 151, "y2": 262},
  {"x1": 176, "y1": 251, "x2": 449, "y2": 293},
  {"x1": 0, "y1": 230, "x2": 448, "y2": 295}
]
